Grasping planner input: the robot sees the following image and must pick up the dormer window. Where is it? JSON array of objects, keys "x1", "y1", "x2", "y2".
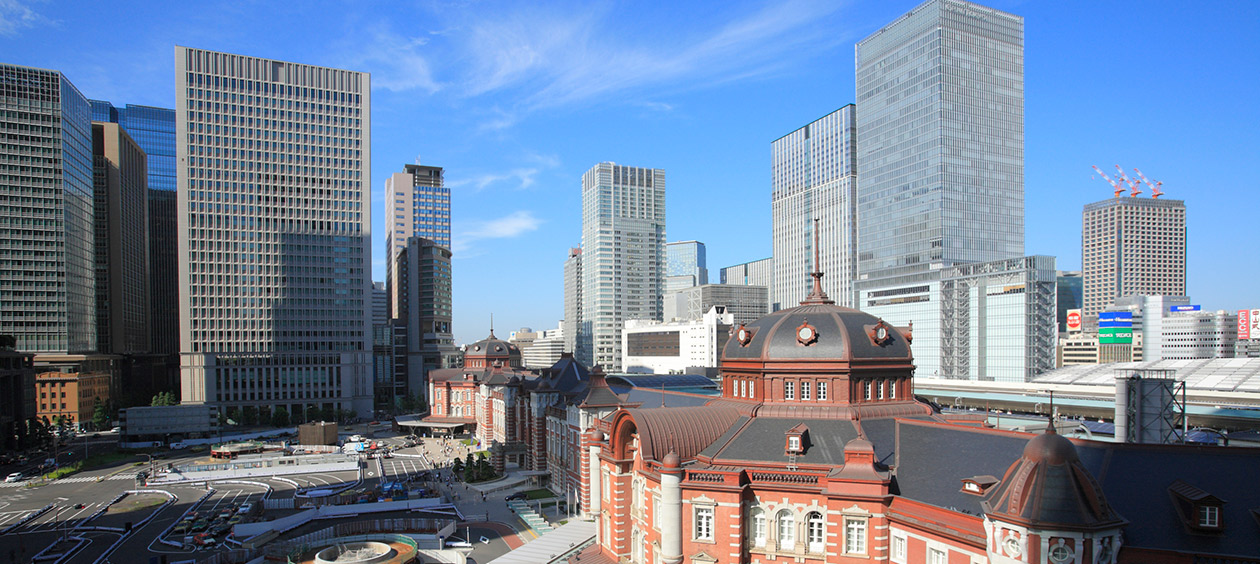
[
  {"x1": 1169, "y1": 479, "x2": 1225, "y2": 533},
  {"x1": 785, "y1": 423, "x2": 809, "y2": 454},
  {"x1": 960, "y1": 475, "x2": 999, "y2": 496}
]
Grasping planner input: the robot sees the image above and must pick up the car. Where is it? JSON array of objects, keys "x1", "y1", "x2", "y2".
[
  {"x1": 210, "y1": 523, "x2": 231, "y2": 536},
  {"x1": 190, "y1": 519, "x2": 210, "y2": 532},
  {"x1": 237, "y1": 502, "x2": 254, "y2": 515},
  {"x1": 227, "y1": 515, "x2": 243, "y2": 526},
  {"x1": 218, "y1": 509, "x2": 233, "y2": 520},
  {"x1": 505, "y1": 492, "x2": 528, "y2": 501},
  {"x1": 4, "y1": 472, "x2": 23, "y2": 483},
  {"x1": 172, "y1": 521, "x2": 191, "y2": 534}
]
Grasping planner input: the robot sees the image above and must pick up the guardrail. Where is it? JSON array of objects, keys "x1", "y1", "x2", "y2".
[
  {"x1": 0, "y1": 502, "x2": 54, "y2": 534},
  {"x1": 95, "y1": 489, "x2": 178, "y2": 563}
]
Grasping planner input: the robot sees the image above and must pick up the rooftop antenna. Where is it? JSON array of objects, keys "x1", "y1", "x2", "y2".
[
  {"x1": 490, "y1": 313, "x2": 495, "y2": 338},
  {"x1": 801, "y1": 218, "x2": 834, "y2": 305}
]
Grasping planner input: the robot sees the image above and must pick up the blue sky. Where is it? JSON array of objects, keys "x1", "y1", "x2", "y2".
[{"x1": 3, "y1": 0, "x2": 1257, "y2": 345}]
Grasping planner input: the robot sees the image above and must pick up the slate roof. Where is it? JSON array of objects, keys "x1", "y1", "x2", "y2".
[
  {"x1": 699, "y1": 417, "x2": 860, "y2": 466},
  {"x1": 722, "y1": 302, "x2": 911, "y2": 362}
]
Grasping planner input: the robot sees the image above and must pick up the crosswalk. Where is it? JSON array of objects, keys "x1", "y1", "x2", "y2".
[{"x1": 0, "y1": 473, "x2": 135, "y2": 488}]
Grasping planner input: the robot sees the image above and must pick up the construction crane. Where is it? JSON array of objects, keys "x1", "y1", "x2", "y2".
[
  {"x1": 1114, "y1": 165, "x2": 1142, "y2": 197},
  {"x1": 1092, "y1": 165, "x2": 1124, "y2": 198},
  {"x1": 1133, "y1": 168, "x2": 1165, "y2": 198}
]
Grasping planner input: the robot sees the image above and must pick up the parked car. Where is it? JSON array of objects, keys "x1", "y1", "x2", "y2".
[
  {"x1": 4, "y1": 472, "x2": 23, "y2": 483},
  {"x1": 238, "y1": 502, "x2": 255, "y2": 515},
  {"x1": 505, "y1": 492, "x2": 527, "y2": 501},
  {"x1": 172, "y1": 520, "x2": 192, "y2": 534}
]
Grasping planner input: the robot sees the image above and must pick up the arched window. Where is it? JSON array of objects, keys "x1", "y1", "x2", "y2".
[
  {"x1": 633, "y1": 478, "x2": 644, "y2": 516},
  {"x1": 807, "y1": 512, "x2": 825, "y2": 552},
  {"x1": 776, "y1": 510, "x2": 795, "y2": 550},
  {"x1": 751, "y1": 507, "x2": 767, "y2": 547}
]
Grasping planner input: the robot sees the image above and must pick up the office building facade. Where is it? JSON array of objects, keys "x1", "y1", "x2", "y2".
[
  {"x1": 90, "y1": 101, "x2": 180, "y2": 355},
  {"x1": 855, "y1": 0, "x2": 1024, "y2": 283},
  {"x1": 622, "y1": 306, "x2": 734, "y2": 374},
  {"x1": 663, "y1": 284, "x2": 769, "y2": 326},
  {"x1": 664, "y1": 240, "x2": 707, "y2": 292},
  {"x1": 771, "y1": 105, "x2": 858, "y2": 309},
  {"x1": 579, "y1": 163, "x2": 666, "y2": 371},
  {"x1": 1160, "y1": 310, "x2": 1237, "y2": 360},
  {"x1": 92, "y1": 122, "x2": 151, "y2": 354},
  {"x1": 563, "y1": 247, "x2": 585, "y2": 361},
  {"x1": 719, "y1": 257, "x2": 774, "y2": 312},
  {"x1": 1, "y1": 64, "x2": 95, "y2": 354},
  {"x1": 393, "y1": 237, "x2": 457, "y2": 402},
  {"x1": 1082, "y1": 197, "x2": 1187, "y2": 317},
  {"x1": 175, "y1": 47, "x2": 373, "y2": 417},
  {"x1": 385, "y1": 163, "x2": 448, "y2": 317}
]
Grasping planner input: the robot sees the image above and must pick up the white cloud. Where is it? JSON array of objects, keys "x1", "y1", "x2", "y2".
[
  {"x1": 343, "y1": 27, "x2": 442, "y2": 93},
  {"x1": 446, "y1": 152, "x2": 560, "y2": 192},
  {"x1": 0, "y1": 0, "x2": 54, "y2": 36},
  {"x1": 452, "y1": 210, "x2": 543, "y2": 254}
]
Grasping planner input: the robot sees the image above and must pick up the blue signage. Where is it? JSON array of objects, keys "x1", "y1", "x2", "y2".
[{"x1": 1171, "y1": 305, "x2": 1201, "y2": 312}]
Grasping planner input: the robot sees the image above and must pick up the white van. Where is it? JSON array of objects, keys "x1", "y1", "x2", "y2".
[{"x1": 169, "y1": 442, "x2": 187, "y2": 450}]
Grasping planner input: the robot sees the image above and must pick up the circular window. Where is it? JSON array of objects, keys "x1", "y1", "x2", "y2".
[
  {"x1": 1048, "y1": 544, "x2": 1073, "y2": 563},
  {"x1": 1003, "y1": 535, "x2": 1022, "y2": 557}
]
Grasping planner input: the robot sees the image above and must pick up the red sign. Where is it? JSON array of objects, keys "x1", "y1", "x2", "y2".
[
  {"x1": 1242, "y1": 310, "x2": 1252, "y2": 340},
  {"x1": 1066, "y1": 309, "x2": 1082, "y2": 332}
]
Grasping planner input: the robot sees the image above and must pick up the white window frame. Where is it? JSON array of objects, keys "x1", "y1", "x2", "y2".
[
  {"x1": 694, "y1": 505, "x2": 714, "y2": 541},
  {"x1": 788, "y1": 436, "x2": 801, "y2": 452},
  {"x1": 891, "y1": 534, "x2": 907, "y2": 563},
  {"x1": 863, "y1": 381, "x2": 872, "y2": 400},
  {"x1": 878, "y1": 379, "x2": 885, "y2": 400},
  {"x1": 889, "y1": 379, "x2": 897, "y2": 399},
  {"x1": 802, "y1": 381, "x2": 812, "y2": 400},
  {"x1": 751, "y1": 507, "x2": 767, "y2": 547},
  {"x1": 776, "y1": 510, "x2": 795, "y2": 549},
  {"x1": 807, "y1": 512, "x2": 825, "y2": 553},
  {"x1": 928, "y1": 547, "x2": 947, "y2": 564},
  {"x1": 844, "y1": 517, "x2": 867, "y2": 555},
  {"x1": 784, "y1": 381, "x2": 795, "y2": 400},
  {"x1": 1199, "y1": 504, "x2": 1219, "y2": 527},
  {"x1": 818, "y1": 381, "x2": 828, "y2": 400}
]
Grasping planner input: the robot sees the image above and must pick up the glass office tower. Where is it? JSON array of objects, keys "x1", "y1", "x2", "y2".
[
  {"x1": 91, "y1": 101, "x2": 179, "y2": 354},
  {"x1": 771, "y1": 105, "x2": 858, "y2": 308},
  {"x1": 175, "y1": 47, "x2": 373, "y2": 418},
  {"x1": 665, "y1": 240, "x2": 707, "y2": 292},
  {"x1": 1, "y1": 64, "x2": 96, "y2": 353},
  {"x1": 384, "y1": 163, "x2": 449, "y2": 318},
  {"x1": 579, "y1": 163, "x2": 666, "y2": 371},
  {"x1": 855, "y1": 0, "x2": 1024, "y2": 282}
]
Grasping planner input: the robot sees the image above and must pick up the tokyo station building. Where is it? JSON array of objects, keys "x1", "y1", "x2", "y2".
[{"x1": 576, "y1": 269, "x2": 1260, "y2": 564}]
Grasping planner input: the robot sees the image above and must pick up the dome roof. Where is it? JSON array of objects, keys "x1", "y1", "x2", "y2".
[
  {"x1": 982, "y1": 428, "x2": 1126, "y2": 530},
  {"x1": 721, "y1": 302, "x2": 912, "y2": 363},
  {"x1": 466, "y1": 330, "x2": 519, "y2": 358}
]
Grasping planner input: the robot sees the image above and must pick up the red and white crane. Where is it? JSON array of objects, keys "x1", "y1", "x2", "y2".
[
  {"x1": 1133, "y1": 168, "x2": 1165, "y2": 198},
  {"x1": 1092, "y1": 165, "x2": 1124, "y2": 198},
  {"x1": 1114, "y1": 165, "x2": 1142, "y2": 197}
]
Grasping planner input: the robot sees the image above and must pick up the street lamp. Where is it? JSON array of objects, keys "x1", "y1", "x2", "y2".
[{"x1": 53, "y1": 497, "x2": 68, "y2": 542}]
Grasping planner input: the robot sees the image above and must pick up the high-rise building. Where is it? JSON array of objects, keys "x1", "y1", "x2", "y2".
[
  {"x1": 1082, "y1": 197, "x2": 1187, "y2": 317},
  {"x1": 719, "y1": 257, "x2": 774, "y2": 312},
  {"x1": 0, "y1": 64, "x2": 95, "y2": 353},
  {"x1": 385, "y1": 163, "x2": 448, "y2": 317},
  {"x1": 771, "y1": 105, "x2": 858, "y2": 308},
  {"x1": 665, "y1": 240, "x2": 707, "y2": 292},
  {"x1": 90, "y1": 101, "x2": 179, "y2": 355},
  {"x1": 393, "y1": 237, "x2": 457, "y2": 402},
  {"x1": 855, "y1": 0, "x2": 1024, "y2": 283},
  {"x1": 175, "y1": 47, "x2": 373, "y2": 417},
  {"x1": 1056, "y1": 271, "x2": 1083, "y2": 332},
  {"x1": 371, "y1": 281, "x2": 388, "y2": 325},
  {"x1": 92, "y1": 122, "x2": 151, "y2": 354},
  {"x1": 579, "y1": 163, "x2": 666, "y2": 371},
  {"x1": 562, "y1": 247, "x2": 585, "y2": 361}
]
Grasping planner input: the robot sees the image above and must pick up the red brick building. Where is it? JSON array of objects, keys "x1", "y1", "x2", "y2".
[{"x1": 581, "y1": 270, "x2": 1260, "y2": 563}]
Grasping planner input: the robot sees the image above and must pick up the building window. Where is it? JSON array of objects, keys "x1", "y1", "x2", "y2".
[
  {"x1": 751, "y1": 508, "x2": 767, "y2": 547},
  {"x1": 802, "y1": 381, "x2": 811, "y2": 400},
  {"x1": 892, "y1": 535, "x2": 907, "y2": 563},
  {"x1": 877, "y1": 379, "x2": 885, "y2": 400},
  {"x1": 1199, "y1": 505, "x2": 1219, "y2": 527},
  {"x1": 818, "y1": 381, "x2": 828, "y2": 400},
  {"x1": 889, "y1": 380, "x2": 897, "y2": 399},
  {"x1": 740, "y1": 380, "x2": 746, "y2": 398},
  {"x1": 844, "y1": 518, "x2": 866, "y2": 554},
  {"x1": 784, "y1": 381, "x2": 795, "y2": 400},
  {"x1": 695, "y1": 506, "x2": 714, "y2": 541},
  {"x1": 928, "y1": 548, "x2": 947, "y2": 564},
  {"x1": 807, "y1": 512, "x2": 825, "y2": 553},
  {"x1": 863, "y1": 381, "x2": 872, "y2": 400},
  {"x1": 776, "y1": 510, "x2": 795, "y2": 549},
  {"x1": 788, "y1": 436, "x2": 801, "y2": 451}
]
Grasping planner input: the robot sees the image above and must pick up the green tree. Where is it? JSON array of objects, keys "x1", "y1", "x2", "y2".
[
  {"x1": 476, "y1": 457, "x2": 494, "y2": 481},
  {"x1": 91, "y1": 397, "x2": 111, "y2": 430},
  {"x1": 451, "y1": 456, "x2": 464, "y2": 476},
  {"x1": 463, "y1": 453, "x2": 475, "y2": 482},
  {"x1": 227, "y1": 408, "x2": 243, "y2": 425},
  {"x1": 271, "y1": 407, "x2": 290, "y2": 428},
  {"x1": 242, "y1": 406, "x2": 259, "y2": 426},
  {"x1": 150, "y1": 392, "x2": 178, "y2": 406}
]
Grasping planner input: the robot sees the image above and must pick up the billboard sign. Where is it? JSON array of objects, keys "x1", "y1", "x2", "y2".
[
  {"x1": 1171, "y1": 305, "x2": 1201, "y2": 312},
  {"x1": 1241, "y1": 309, "x2": 1260, "y2": 340},
  {"x1": 1066, "y1": 309, "x2": 1082, "y2": 332},
  {"x1": 1099, "y1": 327, "x2": 1133, "y2": 344}
]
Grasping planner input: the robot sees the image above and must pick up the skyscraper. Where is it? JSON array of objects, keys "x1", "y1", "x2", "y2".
[
  {"x1": 720, "y1": 257, "x2": 774, "y2": 312},
  {"x1": 175, "y1": 47, "x2": 373, "y2": 417},
  {"x1": 579, "y1": 163, "x2": 666, "y2": 371},
  {"x1": 90, "y1": 101, "x2": 179, "y2": 355},
  {"x1": 665, "y1": 240, "x2": 707, "y2": 292},
  {"x1": 385, "y1": 163, "x2": 449, "y2": 317},
  {"x1": 562, "y1": 247, "x2": 584, "y2": 361},
  {"x1": 0, "y1": 64, "x2": 95, "y2": 353},
  {"x1": 855, "y1": 0, "x2": 1024, "y2": 282},
  {"x1": 771, "y1": 105, "x2": 858, "y2": 309},
  {"x1": 393, "y1": 237, "x2": 456, "y2": 402},
  {"x1": 92, "y1": 122, "x2": 150, "y2": 354},
  {"x1": 1082, "y1": 196, "x2": 1186, "y2": 318}
]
